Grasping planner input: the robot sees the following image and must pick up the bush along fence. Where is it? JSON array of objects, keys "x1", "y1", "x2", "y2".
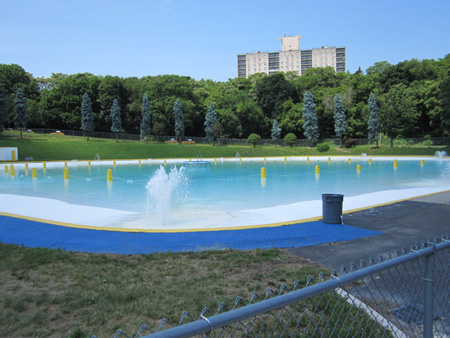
[
  {"x1": 105, "y1": 234, "x2": 450, "y2": 338},
  {"x1": 27, "y1": 128, "x2": 450, "y2": 148}
]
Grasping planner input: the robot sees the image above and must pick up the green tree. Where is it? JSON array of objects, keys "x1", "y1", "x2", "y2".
[
  {"x1": 13, "y1": 87, "x2": 27, "y2": 139},
  {"x1": 140, "y1": 95, "x2": 151, "y2": 143},
  {"x1": 173, "y1": 99, "x2": 184, "y2": 142},
  {"x1": 204, "y1": 102, "x2": 217, "y2": 142},
  {"x1": 110, "y1": 98, "x2": 122, "y2": 142},
  {"x1": 80, "y1": 92, "x2": 94, "y2": 141},
  {"x1": 255, "y1": 72, "x2": 298, "y2": 119},
  {"x1": 283, "y1": 133, "x2": 297, "y2": 148},
  {"x1": 379, "y1": 84, "x2": 420, "y2": 147},
  {"x1": 302, "y1": 91, "x2": 319, "y2": 144},
  {"x1": 0, "y1": 85, "x2": 8, "y2": 132},
  {"x1": 367, "y1": 92, "x2": 380, "y2": 147},
  {"x1": 334, "y1": 94, "x2": 347, "y2": 147},
  {"x1": 271, "y1": 119, "x2": 281, "y2": 140},
  {"x1": 213, "y1": 122, "x2": 224, "y2": 145},
  {"x1": 247, "y1": 133, "x2": 261, "y2": 148},
  {"x1": 440, "y1": 73, "x2": 450, "y2": 135}
]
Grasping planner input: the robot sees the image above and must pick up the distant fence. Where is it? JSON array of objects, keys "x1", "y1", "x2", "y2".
[
  {"x1": 107, "y1": 234, "x2": 450, "y2": 338},
  {"x1": 30, "y1": 128, "x2": 450, "y2": 147}
]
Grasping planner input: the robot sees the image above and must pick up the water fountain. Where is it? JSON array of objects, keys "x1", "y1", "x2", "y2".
[
  {"x1": 435, "y1": 151, "x2": 448, "y2": 159},
  {"x1": 146, "y1": 166, "x2": 187, "y2": 224}
]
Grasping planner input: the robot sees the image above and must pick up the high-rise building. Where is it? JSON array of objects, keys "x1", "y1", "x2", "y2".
[{"x1": 237, "y1": 35, "x2": 346, "y2": 78}]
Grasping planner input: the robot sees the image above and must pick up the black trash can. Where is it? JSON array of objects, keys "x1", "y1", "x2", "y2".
[{"x1": 322, "y1": 194, "x2": 344, "y2": 224}]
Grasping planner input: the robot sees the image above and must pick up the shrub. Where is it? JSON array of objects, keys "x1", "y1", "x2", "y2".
[
  {"x1": 344, "y1": 139, "x2": 357, "y2": 148},
  {"x1": 283, "y1": 133, "x2": 297, "y2": 148},
  {"x1": 316, "y1": 142, "x2": 330, "y2": 152},
  {"x1": 422, "y1": 139, "x2": 433, "y2": 146},
  {"x1": 247, "y1": 133, "x2": 261, "y2": 148}
]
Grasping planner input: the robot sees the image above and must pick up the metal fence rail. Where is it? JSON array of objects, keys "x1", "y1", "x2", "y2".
[{"x1": 109, "y1": 234, "x2": 450, "y2": 338}]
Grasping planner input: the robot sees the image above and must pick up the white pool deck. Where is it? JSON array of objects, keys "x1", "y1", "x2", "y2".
[{"x1": 1, "y1": 156, "x2": 449, "y2": 231}]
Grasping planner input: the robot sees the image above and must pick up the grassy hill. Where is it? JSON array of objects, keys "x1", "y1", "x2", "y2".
[{"x1": 1, "y1": 131, "x2": 448, "y2": 161}]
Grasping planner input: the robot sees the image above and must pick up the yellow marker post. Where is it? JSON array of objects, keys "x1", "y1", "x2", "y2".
[
  {"x1": 307, "y1": 156, "x2": 310, "y2": 164},
  {"x1": 328, "y1": 157, "x2": 331, "y2": 164},
  {"x1": 32, "y1": 167, "x2": 37, "y2": 178},
  {"x1": 107, "y1": 169, "x2": 113, "y2": 182},
  {"x1": 114, "y1": 160, "x2": 116, "y2": 168},
  {"x1": 240, "y1": 157, "x2": 242, "y2": 164},
  {"x1": 10, "y1": 164, "x2": 15, "y2": 177},
  {"x1": 284, "y1": 157, "x2": 287, "y2": 164},
  {"x1": 356, "y1": 164, "x2": 361, "y2": 172},
  {"x1": 164, "y1": 159, "x2": 167, "y2": 167},
  {"x1": 88, "y1": 160, "x2": 91, "y2": 170},
  {"x1": 4, "y1": 165, "x2": 8, "y2": 175},
  {"x1": 139, "y1": 159, "x2": 141, "y2": 167},
  {"x1": 63, "y1": 168, "x2": 69, "y2": 180},
  {"x1": 393, "y1": 159, "x2": 398, "y2": 169},
  {"x1": 264, "y1": 157, "x2": 266, "y2": 165},
  {"x1": 64, "y1": 161, "x2": 68, "y2": 168},
  {"x1": 348, "y1": 158, "x2": 352, "y2": 164},
  {"x1": 260, "y1": 167, "x2": 267, "y2": 187},
  {"x1": 420, "y1": 159, "x2": 425, "y2": 167},
  {"x1": 315, "y1": 165, "x2": 320, "y2": 174},
  {"x1": 214, "y1": 158, "x2": 217, "y2": 166},
  {"x1": 11, "y1": 150, "x2": 16, "y2": 161},
  {"x1": 25, "y1": 163, "x2": 29, "y2": 176},
  {"x1": 43, "y1": 162, "x2": 46, "y2": 170},
  {"x1": 368, "y1": 158, "x2": 372, "y2": 165}
]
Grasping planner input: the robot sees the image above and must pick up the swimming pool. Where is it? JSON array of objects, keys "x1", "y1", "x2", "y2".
[{"x1": 1, "y1": 156, "x2": 449, "y2": 230}]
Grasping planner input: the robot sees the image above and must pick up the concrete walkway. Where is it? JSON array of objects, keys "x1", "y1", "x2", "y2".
[{"x1": 287, "y1": 192, "x2": 450, "y2": 270}]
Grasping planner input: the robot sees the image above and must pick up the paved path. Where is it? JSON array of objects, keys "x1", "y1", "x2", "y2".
[{"x1": 287, "y1": 192, "x2": 450, "y2": 270}]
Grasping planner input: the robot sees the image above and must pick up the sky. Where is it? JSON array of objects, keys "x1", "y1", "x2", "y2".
[{"x1": 1, "y1": 0, "x2": 450, "y2": 82}]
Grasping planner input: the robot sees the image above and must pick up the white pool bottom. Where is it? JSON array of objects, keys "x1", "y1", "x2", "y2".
[
  {"x1": 1, "y1": 156, "x2": 449, "y2": 230},
  {"x1": 1, "y1": 185, "x2": 449, "y2": 230}
]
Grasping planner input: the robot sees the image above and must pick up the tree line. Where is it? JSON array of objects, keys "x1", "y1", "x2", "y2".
[{"x1": 1, "y1": 55, "x2": 450, "y2": 143}]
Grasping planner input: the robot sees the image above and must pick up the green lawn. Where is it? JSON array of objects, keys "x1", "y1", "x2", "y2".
[{"x1": 1, "y1": 131, "x2": 448, "y2": 161}]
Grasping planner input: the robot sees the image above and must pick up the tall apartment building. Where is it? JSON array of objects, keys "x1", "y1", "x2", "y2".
[{"x1": 237, "y1": 35, "x2": 346, "y2": 78}]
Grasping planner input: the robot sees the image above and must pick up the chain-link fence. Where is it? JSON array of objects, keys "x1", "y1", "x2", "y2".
[
  {"x1": 107, "y1": 234, "x2": 450, "y2": 338},
  {"x1": 28, "y1": 128, "x2": 450, "y2": 148}
]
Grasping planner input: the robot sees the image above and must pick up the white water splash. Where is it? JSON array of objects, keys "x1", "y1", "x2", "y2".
[
  {"x1": 146, "y1": 166, "x2": 187, "y2": 224},
  {"x1": 441, "y1": 162, "x2": 450, "y2": 179},
  {"x1": 435, "y1": 151, "x2": 448, "y2": 159}
]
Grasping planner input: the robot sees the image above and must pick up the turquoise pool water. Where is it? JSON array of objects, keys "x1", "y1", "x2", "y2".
[{"x1": 1, "y1": 158, "x2": 449, "y2": 212}]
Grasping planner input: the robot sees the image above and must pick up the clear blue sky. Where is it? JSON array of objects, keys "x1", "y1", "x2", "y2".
[{"x1": 2, "y1": 0, "x2": 449, "y2": 82}]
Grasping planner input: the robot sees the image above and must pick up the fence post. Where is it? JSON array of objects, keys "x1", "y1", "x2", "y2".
[{"x1": 423, "y1": 243, "x2": 436, "y2": 338}]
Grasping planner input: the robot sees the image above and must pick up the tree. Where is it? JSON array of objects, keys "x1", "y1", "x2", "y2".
[
  {"x1": 247, "y1": 133, "x2": 261, "y2": 148},
  {"x1": 204, "y1": 101, "x2": 217, "y2": 142},
  {"x1": 440, "y1": 73, "x2": 450, "y2": 134},
  {"x1": 13, "y1": 87, "x2": 27, "y2": 139},
  {"x1": 212, "y1": 122, "x2": 224, "y2": 146},
  {"x1": 140, "y1": 95, "x2": 151, "y2": 143},
  {"x1": 255, "y1": 72, "x2": 298, "y2": 119},
  {"x1": 80, "y1": 92, "x2": 94, "y2": 141},
  {"x1": 367, "y1": 92, "x2": 380, "y2": 147},
  {"x1": 173, "y1": 99, "x2": 184, "y2": 142},
  {"x1": 0, "y1": 85, "x2": 8, "y2": 132},
  {"x1": 334, "y1": 94, "x2": 347, "y2": 147},
  {"x1": 271, "y1": 119, "x2": 281, "y2": 140},
  {"x1": 379, "y1": 84, "x2": 419, "y2": 147},
  {"x1": 283, "y1": 133, "x2": 297, "y2": 148},
  {"x1": 302, "y1": 91, "x2": 319, "y2": 144},
  {"x1": 110, "y1": 98, "x2": 122, "y2": 142}
]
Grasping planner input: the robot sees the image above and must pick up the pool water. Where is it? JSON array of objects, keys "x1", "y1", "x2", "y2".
[{"x1": 1, "y1": 158, "x2": 449, "y2": 229}]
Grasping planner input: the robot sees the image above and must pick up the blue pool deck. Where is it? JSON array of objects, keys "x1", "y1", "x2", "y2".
[{"x1": 0, "y1": 214, "x2": 382, "y2": 254}]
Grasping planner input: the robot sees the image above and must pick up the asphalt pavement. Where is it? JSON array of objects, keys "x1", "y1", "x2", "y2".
[{"x1": 287, "y1": 191, "x2": 450, "y2": 270}]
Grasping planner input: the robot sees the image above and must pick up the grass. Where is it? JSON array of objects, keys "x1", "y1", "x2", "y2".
[
  {"x1": 0, "y1": 243, "x2": 323, "y2": 337},
  {"x1": 1, "y1": 131, "x2": 448, "y2": 161}
]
